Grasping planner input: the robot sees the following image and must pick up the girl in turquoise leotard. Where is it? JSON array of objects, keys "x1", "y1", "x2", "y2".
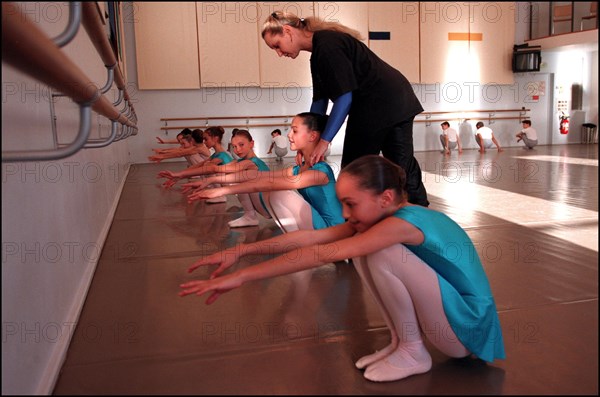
[
  {"x1": 179, "y1": 155, "x2": 505, "y2": 383},
  {"x1": 175, "y1": 129, "x2": 272, "y2": 227}
]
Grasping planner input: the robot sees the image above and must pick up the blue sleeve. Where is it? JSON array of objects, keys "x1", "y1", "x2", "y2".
[
  {"x1": 321, "y1": 91, "x2": 352, "y2": 142},
  {"x1": 216, "y1": 152, "x2": 234, "y2": 164},
  {"x1": 310, "y1": 161, "x2": 335, "y2": 181},
  {"x1": 310, "y1": 98, "x2": 328, "y2": 115}
]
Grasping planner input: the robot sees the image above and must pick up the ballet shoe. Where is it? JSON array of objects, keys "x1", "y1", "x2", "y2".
[
  {"x1": 228, "y1": 215, "x2": 259, "y2": 228},
  {"x1": 363, "y1": 341, "x2": 432, "y2": 382},
  {"x1": 355, "y1": 343, "x2": 397, "y2": 369}
]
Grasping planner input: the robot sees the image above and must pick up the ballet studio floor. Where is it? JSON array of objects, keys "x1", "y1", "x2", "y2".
[{"x1": 53, "y1": 144, "x2": 598, "y2": 395}]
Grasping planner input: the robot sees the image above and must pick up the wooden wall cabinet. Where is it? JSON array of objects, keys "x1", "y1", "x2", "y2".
[
  {"x1": 311, "y1": 2, "x2": 420, "y2": 83},
  {"x1": 325, "y1": 1, "x2": 514, "y2": 85},
  {"x1": 197, "y1": 2, "x2": 261, "y2": 87},
  {"x1": 134, "y1": 2, "x2": 313, "y2": 89},
  {"x1": 314, "y1": 2, "x2": 369, "y2": 42},
  {"x1": 420, "y1": 2, "x2": 471, "y2": 84},
  {"x1": 367, "y1": 2, "x2": 420, "y2": 83},
  {"x1": 469, "y1": 2, "x2": 515, "y2": 85},
  {"x1": 420, "y1": 2, "x2": 515, "y2": 85},
  {"x1": 257, "y1": 2, "x2": 314, "y2": 88},
  {"x1": 133, "y1": 2, "x2": 515, "y2": 89},
  {"x1": 133, "y1": 2, "x2": 201, "y2": 89}
]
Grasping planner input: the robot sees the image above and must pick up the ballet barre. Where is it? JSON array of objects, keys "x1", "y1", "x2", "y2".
[{"x1": 2, "y1": 2, "x2": 137, "y2": 162}]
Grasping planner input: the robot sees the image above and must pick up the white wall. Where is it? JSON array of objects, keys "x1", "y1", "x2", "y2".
[
  {"x1": 125, "y1": 86, "x2": 315, "y2": 164},
  {"x1": 1, "y1": 3, "x2": 132, "y2": 394}
]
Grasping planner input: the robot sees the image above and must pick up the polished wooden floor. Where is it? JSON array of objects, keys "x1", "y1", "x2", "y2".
[{"x1": 53, "y1": 144, "x2": 598, "y2": 395}]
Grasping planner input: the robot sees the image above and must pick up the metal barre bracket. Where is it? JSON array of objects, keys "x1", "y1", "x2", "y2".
[
  {"x1": 2, "y1": 105, "x2": 93, "y2": 162},
  {"x1": 84, "y1": 120, "x2": 118, "y2": 148},
  {"x1": 52, "y1": 2, "x2": 81, "y2": 47}
]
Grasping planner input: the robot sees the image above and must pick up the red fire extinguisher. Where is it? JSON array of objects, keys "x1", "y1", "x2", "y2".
[{"x1": 559, "y1": 113, "x2": 569, "y2": 134}]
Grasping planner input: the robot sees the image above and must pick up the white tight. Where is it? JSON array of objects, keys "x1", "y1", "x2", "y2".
[
  {"x1": 237, "y1": 193, "x2": 256, "y2": 218},
  {"x1": 356, "y1": 243, "x2": 469, "y2": 356},
  {"x1": 353, "y1": 243, "x2": 470, "y2": 381},
  {"x1": 223, "y1": 171, "x2": 269, "y2": 221},
  {"x1": 236, "y1": 193, "x2": 271, "y2": 219},
  {"x1": 262, "y1": 190, "x2": 313, "y2": 233}
]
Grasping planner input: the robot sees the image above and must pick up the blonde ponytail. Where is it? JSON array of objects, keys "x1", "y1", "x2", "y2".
[{"x1": 261, "y1": 10, "x2": 363, "y2": 41}]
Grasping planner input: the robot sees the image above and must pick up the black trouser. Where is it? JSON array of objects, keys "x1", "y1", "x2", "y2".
[{"x1": 341, "y1": 117, "x2": 429, "y2": 207}]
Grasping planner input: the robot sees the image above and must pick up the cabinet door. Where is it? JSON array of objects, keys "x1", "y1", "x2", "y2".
[
  {"x1": 133, "y1": 2, "x2": 200, "y2": 89},
  {"x1": 197, "y1": 2, "x2": 260, "y2": 87},
  {"x1": 420, "y1": 2, "x2": 471, "y2": 84},
  {"x1": 368, "y1": 2, "x2": 420, "y2": 83},
  {"x1": 314, "y1": 2, "x2": 369, "y2": 43},
  {"x1": 469, "y1": 2, "x2": 515, "y2": 85},
  {"x1": 257, "y1": 2, "x2": 314, "y2": 88}
]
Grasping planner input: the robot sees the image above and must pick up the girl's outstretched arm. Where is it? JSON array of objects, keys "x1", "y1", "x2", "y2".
[
  {"x1": 183, "y1": 167, "x2": 291, "y2": 189},
  {"x1": 156, "y1": 136, "x2": 179, "y2": 144},
  {"x1": 180, "y1": 217, "x2": 423, "y2": 304},
  {"x1": 187, "y1": 168, "x2": 328, "y2": 202},
  {"x1": 186, "y1": 222, "x2": 354, "y2": 277},
  {"x1": 170, "y1": 159, "x2": 255, "y2": 179},
  {"x1": 149, "y1": 146, "x2": 210, "y2": 162}
]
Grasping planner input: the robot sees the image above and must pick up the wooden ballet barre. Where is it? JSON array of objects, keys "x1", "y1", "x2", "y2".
[
  {"x1": 160, "y1": 109, "x2": 530, "y2": 131},
  {"x1": 162, "y1": 110, "x2": 530, "y2": 124},
  {"x1": 82, "y1": 3, "x2": 116, "y2": 70},
  {"x1": 160, "y1": 115, "x2": 296, "y2": 122},
  {"x1": 81, "y1": 2, "x2": 136, "y2": 125},
  {"x1": 418, "y1": 108, "x2": 530, "y2": 116},
  {"x1": 2, "y1": 2, "x2": 135, "y2": 162},
  {"x1": 415, "y1": 116, "x2": 528, "y2": 123},
  {"x1": 160, "y1": 123, "x2": 291, "y2": 131},
  {"x1": 159, "y1": 114, "x2": 295, "y2": 133},
  {"x1": 3, "y1": 2, "x2": 135, "y2": 127},
  {"x1": 416, "y1": 108, "x2": 530, "y2": 126}
]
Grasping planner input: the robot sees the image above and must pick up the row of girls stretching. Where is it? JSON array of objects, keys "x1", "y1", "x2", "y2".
[
  {"x1": 158, "y1": 126, "x2": 235, "y2": 205},
  {"x1": 156, "y1": 113, "x2": 345, "y2": 314},
  {"x1": 157, "y1": 113, "x2": 505, "y2": 383},
  {"x1": 158, "y1": 113, "x2": 344, "y2": 230},
  {"x1": 149, "y1": 128, "x2": 211, "y2": 166}
]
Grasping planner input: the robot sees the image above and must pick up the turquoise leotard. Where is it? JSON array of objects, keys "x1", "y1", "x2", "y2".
[
  {"x1": 292, "y1": 162, "x2": 344, "y2": 230},
  {"x1": 394, "y1": 206, "x2": 505, "y2": 362},
  {"x1": 210, "y1": 151, "x2": 234, "y2": 164},
  {"x1": 240, "y1": 156, "x2": 270, "y2": 212},
  {"x1": 245, "y1": 156, "x2": 269, "y2": 172}
]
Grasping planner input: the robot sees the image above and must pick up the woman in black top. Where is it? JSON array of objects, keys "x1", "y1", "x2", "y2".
[{"x1": 261, "y1": 11, "x2": 428, "y2": 207}]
